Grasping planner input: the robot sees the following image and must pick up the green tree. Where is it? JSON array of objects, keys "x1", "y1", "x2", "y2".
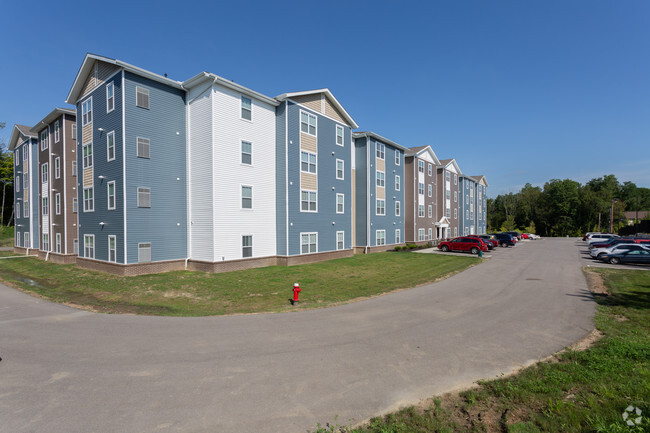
[{"x1": 0, "y1": 122, "x2": 14, "y2": 226}]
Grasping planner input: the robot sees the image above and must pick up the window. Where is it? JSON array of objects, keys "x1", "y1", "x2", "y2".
[
  {"x1": 241, "y1": 186, "x2": 252, "y2": 209},
  {"x1": 15, "y1": 150, "x2": 19, "y2": 165},
  {"x1": 41, "y1": 130, "x2": 48, "y2": 150},
  {"x1": 466, "y1": 210, "x2": 469, "y2": 219},
  {"x1": 395, "y1": 175, "x2": 400, "y2": 191},
  {"x1": 241, "y1": 141, "x2": 252, "y2": 165},
  {"x1": 428, "y1": 228, "x2": 432, "y2": 240},
  {"x1": 16, "y1": 231, "x2": 20, "y2": 247},
  {"x1": 135, "y1": 187, "x2": 150, "y2": 208},
  {"x1": 301, "y1": 190, "x2": 317, "y2": 212},
  {"x1": 82, "y1": 98, "x2": 93, "y2": 126},
  {"x1": 418, "y1": 160, "x2": 424, "y2": 173},
  {"x1": 454, "y1": 174, "x2": 458, "y2": 185},
  {"x1": 395, "y1": 201, "x2": 400, "y2": 217},
  {"x1": 23, "y1": 146, "x2": 29, "y2": 161},
  {"x1": 446, "y1": 172, "x2": 450, "y2": 182},
  {"x1": 108, "y1": 235, "x2": 117, "y2": 262},
  {"x1": 55, "y1": 193, "x2": 61, "y2": 215},
  {"x1": 107, "y1": 131, "x2": 115, "y2": 161},
  {"x1": 300, "y1": 151, "x2": 317, "y2": 174},
  {"x1": 376, "y1": 171, "x2": 385, "y2": 187},
  {"x1": 336, "y1": 231, "x2": 344, "y2": 250},
  {"x1": 24, "y1": 232, "x2": 29, "y2": 247},
  {"x1": 336, "y1": 125, "x2": 344, "y2": 146},
  {"x1": 15, "y1": 176, "x2": 19, "y2": 192},
  {"x1": 454, "y1": 191, "x2": 457, "y2": 202},
  {"x1": 71, "y1": 124, "x2": 77, "y2": 140},
  {"x1": 336, "y1": 193, "x2": 344, "y2": 214},
  {"x1": 137, "y1": 137, "x2": 150, "y2": 159},
  {"x1": 418, "y1": 182, "x2": 424, "y2": 195},
  {"x1": 73, "y1": 198, "x2": 78, "y2": 213},
  {"x1": 376, "y1": 142, "x2": 385, "y2": 159},
  {"x1": 428, "y1": 164, "x2": 432, "y2": 176},
  {"x1": 138, "y1": 243, "x2": 151, "y2": 262},
  {"x1": 418, "y1": 228, "x2": 425, "y2": 241},
  {"x1": 72, "y1": 161, "x2": 77, "y2": 177},
  {"x1": 73, "y1": 239, "x2": 78, "y2": 255},
  {"x1": 23, "y1": 174, "x2": 27, "y2": 189},
  {"x1": 54, "y1": 121, "x2": 60, "y2": 143},
  {"x1": 428, "y1": 205, "x2": 432, "y2": 218},
  {"x1": 107, "y1": 181, "x2": 116, "y2": 210},
  {"x1": 454, "y1": 208, "x2": 458, "y2": 219},
  {"x1": 376, "y1": 230, "x2": 386, "y2": 246},
  {"x1": 395, "y1": 150, "x2": 400, "y2": 165},
  {"x1": 42, "y1": 197, "x2": 49, "y2": 216},
  {"x1": 336, "y1": 159, "x2": 344, "y2": 180},
  {"x1": 300, "y1": 232, "x2": 317, "y2": 254},
  {"x1": 43, "y1": 233, "x2": 50, "y2": 251},
  {"x1": 55, "y1": 157, "x2": 60, "y2": 179},
  {"x1": 56, "y1": 233, "x2": 61, "y2": 254},
  {"x1": 376, "y1": 199, "x2": 385, "y2": 216},
  {"x1": 454, "y1": 227, "x2": 458, "y2": 237},
  {"x1": 446, "y1": 207, "x2": 451, "y2": 218},
  {"x1": 428, "y1": 184, "x2": 432, "y2": 197},
  {"x1": 300, "y1": 111, "x2": 316, "y2": 136},
  {"x1": 241, "y1": 96, "x2": 252, "y2": 120},
  {"x1": 136, "y1": 87, "x2": 150, "y2": 109},
  {"x1": 16, "y1": 202, "x2": 20, "y2": 218},
  {"x1": 82, "y1": 143, "x2": 93, "y2": 168},
  {"x1": 446, "y1": 190, "x2": 451, "y2": 200},
  {"x1": 83, "y1": 187, "x2": 94, "y2": 212},
  {"x1": 41, "y1": 163, "x2": 49, "y2": 183},
  {"x1": 106, "y1": 82, "x2": 115, "y2": 112},
  {"x1": 242, "y1": 235, "x2": 253, "y2": 258},
  {"x1": 23, "y1": 201, "x2": 28, "y2": 217},
  {"x1": 395, "y1": 229, "x2": 401, "y2": 244}
]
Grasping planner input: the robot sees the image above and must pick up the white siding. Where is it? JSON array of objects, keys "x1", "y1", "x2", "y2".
[
  {"x1": 211, "y1": 84, "x2": 277, "y2": 260},
  {"x1": 188, "y1": 83, "x2": 215, "y2": 261}
]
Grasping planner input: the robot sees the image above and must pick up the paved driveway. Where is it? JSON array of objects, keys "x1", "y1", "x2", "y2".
[{"x1": 0, "y1": 238, "x2": 594, "y2": 433}]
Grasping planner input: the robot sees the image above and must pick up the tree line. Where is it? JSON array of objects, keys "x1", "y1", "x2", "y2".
[
  {"x1": 487, "y1": 175, "x2": 650, "y2": 236},
  {"x1": 0, "y1": 122, "x2": 14, "y2": 226}
]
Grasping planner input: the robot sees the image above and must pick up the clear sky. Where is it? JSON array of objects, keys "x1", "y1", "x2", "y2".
[{"x1": 1, "y1": 0, "x2": 648, "y2": 196}]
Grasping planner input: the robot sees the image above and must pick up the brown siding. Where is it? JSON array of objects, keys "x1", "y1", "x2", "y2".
[
  {"x1": 324, "y1": 98, "x2": 346, "y2": 124},
  {"x1": 82, "y1": 123, "x2": 92, "y2": 144},
  {"x1": 300, "y1": 132, "x2": 317, "y2": 152},
  {"x1": 405, "y1": 157, "x2": 415, "y2": 242},
  {"x1": 64, "y1": 115, "x2": 78, "y2": 255},
  {"x1": 300, "y1": 172, "x2": 317, "y2": 190},
  {"x1": 80, "y1": 60, "x2": 121, "y2": 100}
]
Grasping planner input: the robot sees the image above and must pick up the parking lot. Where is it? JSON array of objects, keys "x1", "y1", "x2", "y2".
[{"x1": 578, "y1": 238, "x2": 650, "y2": 271}]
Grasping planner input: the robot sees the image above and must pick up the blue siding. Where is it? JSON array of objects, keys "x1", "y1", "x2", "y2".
[
  {"x1": 286, "y1": 102, "x2": 352, "y2": 255},
  {"x1": 354, "y1": 137, "x2": 368, "y2": 247},
  {"x1": 123, "y1": 72, "x2": 187, "y2": 264},
  {"x1": 14, "y1": 139, "x2": 39, "y2": 247},
  {"x1": 275, "y1": 102, "x2": 287, "y2": 255}
]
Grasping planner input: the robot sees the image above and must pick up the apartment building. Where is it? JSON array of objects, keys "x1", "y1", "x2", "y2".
[
  {"x1": 436, "y1": 159, "x2": 461, "y2": 239},
  {"x1": 405, "y1": 146, "x2": 441, "y2": 243},
  {"x1": 9, "y1": 125, "x2": 39, "y2": 252}
]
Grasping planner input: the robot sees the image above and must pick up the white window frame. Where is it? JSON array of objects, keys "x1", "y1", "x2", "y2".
[
  {"x1": 336, "y1": 193, "x2": 344, "y2": 214},
  {"x1": 137, "y1": 187, "x2": 151, "y2": 208},
  {"x1": 16, "y1": 201, "x2": 20, "y2": 218},
  {"x1": 73, "y1": 198, "x2": 78, "y2": 213},
  {"x1": 73, "y1": 239, "x2": 78, "y2": 255},
  {"x1": 418, "y1": 182, "x2": 424, "y2": 195},
  {"x1": 418, "y1": 228, "x2": 425, "y2": 241},
  {"x1": 56, "y1": 233, "x2": 62, "y2": 254},
  {"x1": 376, "y1": 199, "x2": 385, "y2": 216},
  {"x1": 336, "y1": 125, "x2": 344, "y2": 146},
  {"x1": 428, "y1": 184, "x2": 432, "y2": 197},
  {"x1": 300, "y1": 151, "x2": 317, "y2": 174},
  {"x1": 137, "y1": 137, "x2": 150, "y2": 159},
  {"x1": 454, "y1": 174, "x2": 458, "y2": 185},
  {"x1": 376, "y1": 230, "x2": 386, "y2": 246},
  {"x1": 300, "y1": 110, "x2": 317, "y2": 136},
  {"x1": 15, "y1": 176, "x2": 19, "y2": 192},
  {"x1": 336, "y1": 159, "x2": 344, "y2": 180},
  {"x1": 395, "y1": 201, "x2": 400, "y2": 217},
  {"x1": 107, "y1": 131, "x2": 115, "y2": 161},
  {"x1": 242, "y1": 235, "x2": 253, "y2": 258},
  {"x1": 15, "y1": 150, "x2": 19, "y2": 165},
  {"x1": 395, "y1": 229, "x2": 401, "y2": 244},
  {"x1": 42, "y1": 233, "x2": 50, "y2": 251},
  {"x1": 138, "y1": 243, "x2": 151, "y2": 263},
  {"x1": 82, "y1": 143, "x2": 93, "y2": 169},
  {"x1": 41, "y1": 130, "x2": 48, "y2": 150},
  {"x1": 41, "y1": 163, "x2": 49, "y2": 184},
  {"x1": 84, "y1": 234, "x2": 94, "y2": 259},
  {"x1": 376, "y1": 142, "x2": 385, "y2": 160},
  {"x1": 107, "y1": 181, "x2": 116, "y2": 210},
  {"x1": 81, "y1": 97, "x2": 93, "y2": 126},
  {"x1": 454, "y1": 208, "x2": 458, "y2": 219},
  {"x1": 241, "y1": 140, "x2": 252, "y2": 165},
  {"x1": 136, "y1": 86, "x2": 150, "y2": 109},
  {"x1": 23, "y1": 201, "x2": 28, "y2": 218},
  {"x1": 24, "y1": 232, "x2": 29, "y2": 247},
  {"x1": 395, "y1": 150, "x2": 400, "y2": 165},
  {"x1": 336, "y1": 231, "x2": 344, "y2": 251},
  {"x1": 241, "y1": 185, "x2": 252, "y2": 209},
  {"x1": 376, "y1": 171, "x2": 385, "y2": 188},
  {"x1": 418, "y1": 160, "x2": 424, "y2": 173},
  {"x1": 42, "y1": 197, "x2": 49, "y2": 216},
  {"x1": 300, "y1": 232, "x2": 318, "y2": 254},
  {"x1": 428, "y1": 228, "x2": 433, "y2": 240},
  {"x1": 428, "y1": 163, "x2": 432, "y2": 176},
  {"x1": 241, "y1": 96, "x2": 252, "y2": 121},
  {"x1": 55, "y1": 193, "x2": 61, "y2": 215},
  {"x1": 418, "y1": 204, "x2": 425, "y2": 218},
  {"x1": 54, "y1": 121, "x2": 60, "y2": 143},
  {"x1": 395, "y1": 175, "x2": 400, "y2": 191},
  {"x1": 454, "y1": 191, "x2": 457, "y2": 202},
  {"x1": 428, "y1": 205, "x2": 432, "y2": 218},
  {"x1": 55, "y1": 157, "x2": 60, "y2": 179},
  {"x1": 71, "y1": 124, "x2": 77, "y2": 140},
  {"x1": 106, "y1": 82, "x2": 115, "y2": 113},
  {"x1": 23, "y1": 146, "x2": 28, "y2": 161},
  {"x1": 83, "y1": 187, "x2": 94, "y2": 212},
  {"x1": 108, "y1": 235, "x2": 117, "y2": 263},
  {"x1": 300, "y1": 190, "x2": 317, "y2": 213}
]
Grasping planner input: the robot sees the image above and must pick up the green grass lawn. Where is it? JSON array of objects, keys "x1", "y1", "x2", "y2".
[
  {"x1": 0, "y1": 226, "x2": 14, "y2": 247},
  {"x1": 314, "y1": 268, "x2": 650, "y2": 433},
  {"x1": 0, "y1": 251, "x2": 477, "y2": 316}
]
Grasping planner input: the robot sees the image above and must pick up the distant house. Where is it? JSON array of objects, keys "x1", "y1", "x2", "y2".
[
  {"x1": 625, "y1": 211, "x2": 649, "y2": 225},
  {"x1": 9, "y1": 125, "x2": 40, "y2": 252}
]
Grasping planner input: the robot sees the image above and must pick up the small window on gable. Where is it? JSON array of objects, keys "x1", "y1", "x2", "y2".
[
  {"x1": 106, "y1": 82, "x2": 115, "y2": 112},
  {"x1": 241, "y1": 96, "x2": 252, "y2": 120},
  {"x1": 136, "y1": 87, "x2": 150, "y2": 109},
  {"x1": 300, "y1": 111, "x2": 317, "y2": 136},
  {"x1": 137, "y1": 187, "x2": 151, "y2": 208},
  {"x1": 137, "y1": 137, "x2": 150, "y2": 159},
  {"x1": 336, "y1": 125, "x2": 344, "y2": 146}
]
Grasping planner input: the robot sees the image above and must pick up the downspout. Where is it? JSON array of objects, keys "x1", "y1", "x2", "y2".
[
  {"x1": 285, "y1": 100, "x2": 289, "y2": 257},
  {"x1": 184, "y1": 82, "x2": 192, "y2": 270},
  {"x1": 365, "y1": 137, "x2": 370, "y2": 253}
]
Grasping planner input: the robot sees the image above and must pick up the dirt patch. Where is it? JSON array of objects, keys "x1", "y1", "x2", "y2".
[{"x1": 583, "y1": 268, "x2": 609, "y2": 295}]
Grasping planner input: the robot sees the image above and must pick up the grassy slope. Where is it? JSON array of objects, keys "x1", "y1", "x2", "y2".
[{"x1": 0, "y1": 226, "x2": 14, "y2": 247}]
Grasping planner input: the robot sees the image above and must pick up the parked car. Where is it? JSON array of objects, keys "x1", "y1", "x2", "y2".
[
  {"x1": 587, "y1": 234, "x2": 618, "y2": 247},
  {"x1": 583, "y1": 232, "x2": 601, "y2": 241},
  {"x1": 598, "y1": 249, "x2": 650, "y2": 265},
  {"x1": 589, "y1": 238, "x2": 644, "y2": 250},
  {"x1": 438, "y1": 237, "x2": 488, "y2": 254},
  {"x1": 505, "y1": 231, "x2": 522, "y2": 240},
  {"x1": 590, "y1": 243, "x2": 649, "y2": 259},
  {"x1": 520, "y1": 233, "x2": 530, "y2": 240},
  {"x1": 467, "y1": 235, "x2": 494, "y2": 250},
  {"x1": 492, "y1": 233, "x2": 517, "y2": 247},
  {"x1": 527, "y1": 233, "x2": 541, "y2": 240},
  {"x1": 478, "y1": 234, "x2": 499, "y2": 248}
]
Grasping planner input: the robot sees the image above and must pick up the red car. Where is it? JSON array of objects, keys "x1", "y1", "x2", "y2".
[
  {"x1": 467, "y1": 235, "x2": 497, "y2": 249},
  {"x1": 520, "y1": 233, "x2": 530, "y2": 239},
  {"x1": 438, "y1": 237, "x2": 489, "y2": 255}
]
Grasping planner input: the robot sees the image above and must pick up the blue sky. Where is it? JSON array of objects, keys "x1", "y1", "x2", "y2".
[{"x1": 1, "y1": 0, "x2": 648, "y2": 196}]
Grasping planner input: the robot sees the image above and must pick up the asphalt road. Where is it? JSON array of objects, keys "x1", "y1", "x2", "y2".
[{"x1": 0, "y1": 238, "x2": 595, "y2": 433}]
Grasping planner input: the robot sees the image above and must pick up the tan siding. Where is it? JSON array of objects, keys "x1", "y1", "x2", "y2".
[
  {"x1": 301, "y1": 172, "x2": 318, "y2": 190},
  {"x1": 376, "y1": 158, "x2": 385, "y2": 172},
  {"x1": 97, "y1": 62, "x2": 120, "y2": 82},
  {"x1": 300, "y1": 133, "x2": 317, "y2": 153},
  {"x1": 324, "y1": 98, "x2": 346, "y2": 124},
  {"x1": 83, "y1": 167, "x2": 93, "y2": 187},
  {"x1": 376, "y1": 187, "x2": 385, "y2": 200},
  {"x1": 82, "y1": 124, "x2": 92, "y2": 143},
  {"x1": 79, "y1": 61, "x2": 121, "y2": 99},
  {"x1": 23, "y1": 187, "x2": 28, "y2": 202},
  {"x1": 292, "y1": 94, "x2": 323, "y2": 113},
  {"x1": 80, "y1": 67, "x2": 97, "y2": 99}
]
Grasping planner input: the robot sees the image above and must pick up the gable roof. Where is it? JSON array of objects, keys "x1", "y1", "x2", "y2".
[
  {"x1": 405, "y1": 145, "x2": 441, "y2": 165},
  {"x1": 352, "y1": 131, "x2": 408, "y2": 151},
  {"x1": 66, "y1": 53, "x2": 183, "y2": 104},
  {"x1": 470, "y1": 175, "x2": 488, "y2": 186},
  {"x1": 183, "y1": 72, "x2": 279, "y2": 106},
  {"x1": 8, "y1": 124, "x2": 37, "y2": 151},
  {"x1": 31, "y1": 108, "x2": 76, "y2": 134},
  {"x1": 438, "y1": 158, "x2": 462, "y2": 173},
  {"x1": 275, "y1": 89, "x2": 358, "y2": 128}
]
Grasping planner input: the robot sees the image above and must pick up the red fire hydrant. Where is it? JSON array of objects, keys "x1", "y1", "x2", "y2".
[{"x1": 291, "y1": 283, "x2": 301, "y2": 305}]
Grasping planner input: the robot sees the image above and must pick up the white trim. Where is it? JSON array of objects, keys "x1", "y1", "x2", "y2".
[
  {"x1": 122, "y1": 71, "x2": 128, "y2": 263},
  {"x1": 81, "y1": 96, "x2": 93, "y2": 126},
  {"x1": 376, "y1": 229, "x2": 386, "y2": 246},
  {"x1": 54, "y1": 157, "x2": 60, "y2": 179},
  {"x1": 395, "y1": 174, "x2": 400, "y2": 191},
  {"x1": 56, "y1": 232, "x2": 62, "y2": 254},
  {"x1": 108, "y1": 235, "x2": 117, "y2": 263},
  {"x1": 299, "y1": 109, "x2": 317, "y2": 137},
  {"x1": 376, "y1": 198, "x2": 385, "y2": 216},
  {"x1": 395, "y1": 229, "x2": 401, "y2": 244},
  {"x1": 395, "y1": 149, "x2": 400, "y2": 165},
  {"x1": 55, "y1": 193, "x2": 61, "y2": 215},
  {"x1": 300, "y1": 150, "x2": 317, "y2": 174},
  {"x1": 300, "y1": 232, "x2": 318, "y2": 254},
  {"x1": 84, "y1": 234, "x2": 95, "y2": 259},
  {"x1": 107, "y1": 181, "x2": 116, "y2": 210},
  {"x1": 241, "y1": 234, "x2": 253, "y2": 258},
  {"x1": 300, "y1": 189, "x2": 318, "y2": 213},
  {"x1": 107, "y1": 131, "x2": 116, "y2": 161},
  {"x1": 240, "y1": 95, "x2": 252, "y2": 121},
  {"x1": 241, "y1": 140, "x2": 252, "y2": 165},
  {"x1": 335, "y1": 158, "x2": 344, "y2": 180},
  {"x1": 54, "y1": 120, "x2": 60, "y2": 143},
  {"x1": 336, "y1": 193, "x2": 344, "y2": 214},
  {"x1": 83, "y1": 186, "x2": 95, "y2": 212},
  {"x1": 335, "y1": 124, "x2": 344, "y2": 147},
  {"x1": 395, "y1": 200, "x2": 401, "y2": 217},
  {"x1": 336, "y1": 230, "x2": 344, "y2": 251},
  {"x1": 241, "y1": 185, "x2": 253, "y2": 210},
  {"x1": 106, "y1": 82, "x2": 115, "y2": 113},
  {"x1": 62, "y1": 114, "x2": 67, "y2": 254},
  {"x1": 135, "y1": 86, "x2": 150, "y2": 109}
]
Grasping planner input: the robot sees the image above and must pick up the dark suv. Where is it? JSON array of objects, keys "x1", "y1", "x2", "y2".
[{"x1": 493, "y1": 233, "x2": 517, "y2": 247}]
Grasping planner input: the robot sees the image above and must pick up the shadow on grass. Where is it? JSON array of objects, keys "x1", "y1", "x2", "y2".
[{"x1": 594, "y1": 289, "x2": 650, "y2": 310}]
